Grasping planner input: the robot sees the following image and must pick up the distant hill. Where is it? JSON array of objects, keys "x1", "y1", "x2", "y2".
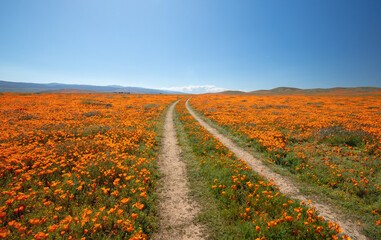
[
  {"x1": 218, "y1": 90, "x2": 247, "y2": 95},
  {"x1": 42, "y1": 89, "x2": 101, "y2": 94},
  {"x1": 218, "y1": 87, "x2": 381, "y2": 96},
  {"x1": 0, "y1": 80, "x2": 184, "y2": 94}
]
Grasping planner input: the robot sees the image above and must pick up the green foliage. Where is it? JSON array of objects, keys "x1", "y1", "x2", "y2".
[
  {"x1": 316, "y1": 126, "x2": 372, "y2": 148},
  {"x1": 81, "y1": 100, "x2": 112, "y2": 108},
  {"x1": 83, "y1": 111, "x2": 102, "y2": 117}
]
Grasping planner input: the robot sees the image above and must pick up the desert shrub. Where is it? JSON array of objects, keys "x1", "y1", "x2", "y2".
[
  {"x1": 143, "y1": 103, "x2": 158, "y2": 109},
  {"x1": 82, "y1": 125, "x2": 111, "y2": 137},
  {"x1": 83, "y1": 111, "x2": 102, "y2": 117},
  {"x1": 19, "y1": 114, "x2": 38, "y2": 120},
  {"x1": 81, "y1": 100, "x2": 112, "y2": 107}
]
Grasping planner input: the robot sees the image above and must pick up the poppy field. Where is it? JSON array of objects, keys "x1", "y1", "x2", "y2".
[
  {"x1": 0, "y1": 93, "x2": 179, "y2": 239},
  {"x1": 189, "y1": 94, "x2": 381, "y2": 238},
  {"x1": 1, "y1": 92, "x2": 379, "y2": 239}
]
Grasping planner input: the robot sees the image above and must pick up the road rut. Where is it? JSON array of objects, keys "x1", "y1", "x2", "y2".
[{"x1": 154, "y1": 101, "x2": 205, "y2": 240}]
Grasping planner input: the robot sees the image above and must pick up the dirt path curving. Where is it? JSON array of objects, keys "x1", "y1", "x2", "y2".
[
  {"x1": 186, "y1": 99, "x2": 367, "y2": 240},
  {"x1": 153, "y1": 101, "x2": 205, "y2": 240}
]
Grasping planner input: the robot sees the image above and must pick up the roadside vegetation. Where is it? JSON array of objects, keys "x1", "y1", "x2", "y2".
[
  {"x1": 175, "y1": 99, "x2": 346, "y2": 239},
  {"x1": 0, "y1": 93, "x2": 179, "y2": 239},
  {"x1": 189, "y1": 95, "x2": 381, "y2": 239}
]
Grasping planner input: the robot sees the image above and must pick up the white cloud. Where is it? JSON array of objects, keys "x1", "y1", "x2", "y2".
[{"x1": 160, "y1": 85, "x2": 226, "y2": 94}]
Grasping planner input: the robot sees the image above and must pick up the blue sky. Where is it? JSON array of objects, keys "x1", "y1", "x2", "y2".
[{"x1": 0, "y1": 0, "x2": 380, "y2": 93}]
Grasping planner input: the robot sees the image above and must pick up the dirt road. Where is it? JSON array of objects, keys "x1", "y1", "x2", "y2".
[
  {"x1": 186, "y1": 99, "x2": 366, "y2": 240},
  {"x1": 153, "y1": 101, "x2": 205, "y2": 240}
]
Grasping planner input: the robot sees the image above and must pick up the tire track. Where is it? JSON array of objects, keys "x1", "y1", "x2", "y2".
[
  {"x1": 186, "y1": 99, "x2": 366, "y2": 240},
  {"x1": 153, "y1": 101, "x2": 205, "y2": 240}
]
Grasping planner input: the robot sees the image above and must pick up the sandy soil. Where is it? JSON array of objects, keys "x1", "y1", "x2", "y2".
[
  {"x1": 153, "y1": 101, "x2": 205, "y2": 240},
  {"x1": 186, "y1": 100, "x2": 367, "y2": 240}
]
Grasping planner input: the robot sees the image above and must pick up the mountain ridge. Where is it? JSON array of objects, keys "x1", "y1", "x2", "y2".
[
  {"x1": 0, "y1": 80, "x2": 184, "y2": 94},
  {"x1": 218, "y1": 86, "x2": 381, "y2": 96}
]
